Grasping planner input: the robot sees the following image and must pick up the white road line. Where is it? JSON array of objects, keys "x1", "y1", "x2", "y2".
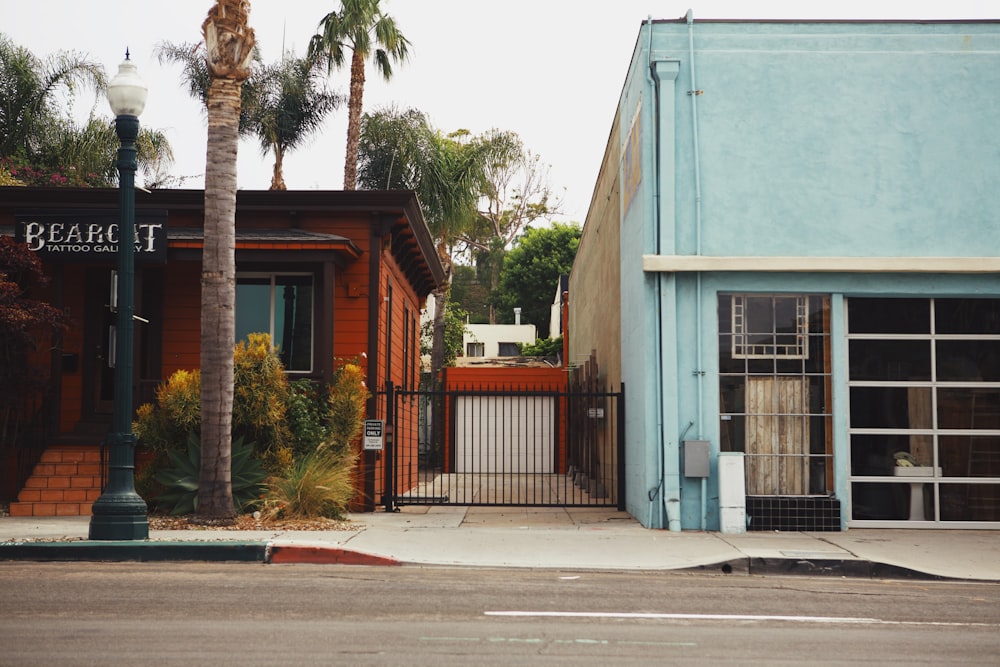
[{"x1": 484, "y1": 611, "x2": 997, "y2": 627}]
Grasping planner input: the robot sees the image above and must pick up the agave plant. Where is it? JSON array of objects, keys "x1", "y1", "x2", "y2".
[{"x1": 153, "y1": 432, "x2": 266, "y2": 516}]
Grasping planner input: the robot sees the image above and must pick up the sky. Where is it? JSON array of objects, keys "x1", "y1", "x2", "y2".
[{"x1": 2, "y1": 1, "x2": 996, "y2": 224}]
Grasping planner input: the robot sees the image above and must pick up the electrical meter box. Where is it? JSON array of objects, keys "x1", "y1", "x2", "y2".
[{"x1": 683, "y1": 440, "x2": 710, "y2": 478}]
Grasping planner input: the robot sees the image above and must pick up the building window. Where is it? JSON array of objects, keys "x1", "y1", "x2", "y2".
[
  {"x1": 498, "y1": 342, "x2": 520, "y2": 357},
  {"x1": 467, "y1": 342, "x2": 485, "y2": 357},
  {"x1": 236, "y1": 274, "x2": 313, "y2": 372},
  {"x1": 731, "y1": 295, "x2": 809, "y2": 359},
  {"x1": 719, "y1": 294, "x2": 833, "y2": 496},
  {"x1": 848, "y1": 298, "x2": 1000, "y2": 525}
]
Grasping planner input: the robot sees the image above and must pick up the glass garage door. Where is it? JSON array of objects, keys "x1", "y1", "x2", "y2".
[{"x1": 847, "y1": 298, "x2": 1000, "y2": 527}]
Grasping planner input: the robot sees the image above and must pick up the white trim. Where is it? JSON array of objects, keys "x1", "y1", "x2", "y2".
[{"x1": 643, "y1": 255, "x2": 1000, "y2": 273}]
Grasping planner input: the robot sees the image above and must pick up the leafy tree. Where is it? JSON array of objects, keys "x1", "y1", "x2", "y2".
[
  {"x1": 158, "y1": 40, "x2": 338, "y2": 190},
  {"x1": 0, "y1": 34, "x2": 105, "y2": 159},
  {"x1": 245, "y1": 53, "x2": 342, "y2": 190},
  {"x1": 1, "y1": 35, "x2": 172, "y2": 187},
  {"x1": 449, "y1": 264, "x2": 489, "y2": 324},
  {"x1": 454, "y1": 130, "x2": 560, "y2": 323},
  {"x1": 490, "y1": 222, "x2": 580, "y2": 338},
  {"x1": 309, "y1": 0, "x2": 410, "y2": 190},
  {"x1": 420, "y1": 294, "x2": 467, "y2": 368},
  {"x1": 196, "y1": 0, "x2": 256, "y2": 524},
  {"x1": 0, "y1": 237, "x2": 69, "y2": 430},
  {"x1": 357, "y1": 107, "x2": 485, "y2": 379}
]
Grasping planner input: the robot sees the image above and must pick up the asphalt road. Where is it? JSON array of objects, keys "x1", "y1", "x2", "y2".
[{"x1": 2, "y1": 563, "x2": 999, "y2": 666}]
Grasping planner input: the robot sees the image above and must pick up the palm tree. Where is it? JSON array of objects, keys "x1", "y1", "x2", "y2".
[
  {"x1": 246, "y1": 53, "x2": 342, "y2": 190},
  {"x1": 196, "y1": 0, "x2": 256, "y2": 524},
  {"x1": 357, "y1": 107, "x2": 485, "y2": 378},
  {"x1": 309, "y1": 0, "x2": 410, "y2": 190},
  {"x1": 158, "y1": 43, "x2": 338, "y2": 190},
  {"x1": 0, "y1": 34, "x2": 105, "y2": 159}
]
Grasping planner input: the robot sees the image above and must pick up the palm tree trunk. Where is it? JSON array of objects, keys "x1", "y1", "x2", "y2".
[
  {"x1": 343, "y1": 49, "x2": 366, "y2": 191},
  {"x1": 270, "y1": 146, "x2": 286, "y2": 190},
  {"x1": 198, "y1": 74, "x2": 240, "y2": 522}
]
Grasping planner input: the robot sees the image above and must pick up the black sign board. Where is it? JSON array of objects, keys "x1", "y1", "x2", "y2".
[{"x1": 14, "y1": 210, "x2": 168, "y2": 264}]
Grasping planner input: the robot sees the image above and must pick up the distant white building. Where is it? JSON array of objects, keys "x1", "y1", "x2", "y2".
[{"x1": 461, "y1": 308, "x2": 537, "y2": 362}]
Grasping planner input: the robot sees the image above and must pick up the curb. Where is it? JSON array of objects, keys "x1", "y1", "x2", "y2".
[
  {"x1": 266, "y1": 544, "x2": 402, "y2": 566},
  {"x1": 0, "y1": 541, "x2": 267, "y2": 562}
]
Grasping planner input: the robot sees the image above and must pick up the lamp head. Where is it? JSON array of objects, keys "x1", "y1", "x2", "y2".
[{"x1": 107, "y1": 50, "x2": 147, "y2": 117}]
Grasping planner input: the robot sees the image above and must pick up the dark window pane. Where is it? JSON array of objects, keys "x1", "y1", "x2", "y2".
[
  {"x1": 851, "y1": 482, "x2": 910, "y2": 520},
  {"x1": 275, "y1": 276, "x2": 312, "y2": 371},
  {"x1": 719, "y1": 335, "x2": 744, "y2": 373},
  {"x1": 848, "y1": 298, "x2": 930, "y2": 334},
  {"x1": 720, "y1": 414, "x2": 744, "y2": 453},
  {"x1": 850, "y1": 433, "x2": 913, "y2": 475},
  {"x1": 936, "y1": 340, "x2": 1000, "y2": 382},
  {"x1": 805, "y1": 335, "x2": 828, "y2": 373},
  {"x1": 745, "y1": 296, "x2": 775, "y2": 333},
  {"x1": 747, "y1": 358, "x2": 774, "y2": 374},
  {"x1": 938, "y1": 388, "x2": 1000, "y2": 429},
  {"x1": 850, "y1": 386, "x2": 932, "y2": 429},
  {"x1": 498, "y1": 342, "x2": 519, "y2": 356},
  {"x1": 719, "y1": 376, "x2": 745, "y2": 414},
  {"x1": 235, "y1": 278, "x2": 270, "y2": 343},
  {"x1": 717, "y1": 294, "x2": 733, "y2": 331},
  {"x1": 939, "y1": 435, "x2": 1000, "y2": 478},
  {"x1": 935, "y1": 298, "x2": 1000, "y2": 334},
  {"x1": 849, "y1": 339, "x2": 931, "y2": 381},
  {"x1": 940, "y1": 484, "x2": 1000, "y2": 521}
]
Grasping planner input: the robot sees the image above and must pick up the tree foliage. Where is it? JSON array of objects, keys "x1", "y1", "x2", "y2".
[
  {"x1": 420, "y1": 294, "x2": 467, "y2": 368},
  {"x1": 158, "y1": 40, "x2": 339, "y2": 190},
  {"x1": 490, "y1": 222, "x2": 580, "y2": 339},
  {"x1": 455, "y1": 130, "x2": 560, "y2": 322},
  {"x1": 0, "y1": 237, "x2": 69, "y2": 413},
  {"x1": 1, "y1": 34, "x2": 173, "y2": 188},
  {"x1": 357, "y1": 106, "x2": 486, "y2": 380}
]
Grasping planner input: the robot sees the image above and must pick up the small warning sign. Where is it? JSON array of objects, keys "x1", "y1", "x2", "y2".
[{"x1": 363, "y1": 419, "x2": 384, "y2": 451}]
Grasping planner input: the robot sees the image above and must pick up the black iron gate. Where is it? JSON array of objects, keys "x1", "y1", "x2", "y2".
[{"x1": 378, "y1": 382, "x2": 625, "y2": 510}]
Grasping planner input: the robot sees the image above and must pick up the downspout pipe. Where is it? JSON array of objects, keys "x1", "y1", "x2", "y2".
[
  {"x1": 647, "y1": 17, "x2": 683, "y2": 531},
  {"x1": 643, "y1": 16, "x2": 666, "y2": 530}
]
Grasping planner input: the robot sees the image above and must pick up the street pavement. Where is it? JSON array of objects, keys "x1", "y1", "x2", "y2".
[{"x1": 1, "y1": 506, "x2": 997, "y2": 581}]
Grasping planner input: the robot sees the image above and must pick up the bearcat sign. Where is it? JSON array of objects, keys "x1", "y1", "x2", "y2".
[{"x1": 14, "y1": 210, "x2": 168, "y2": 264}]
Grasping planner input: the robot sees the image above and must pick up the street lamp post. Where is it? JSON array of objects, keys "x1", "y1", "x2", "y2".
[{"x1": 89, "y1": 51, "x2": 149, "y2": 540}]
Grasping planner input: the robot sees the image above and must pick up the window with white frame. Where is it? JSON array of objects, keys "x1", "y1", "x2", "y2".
[
  {"x1": 731, "y1": 295, "x2": 810, "y2": 359},
  {"x1": 236, "y1": 273, "x2": 313, "y2": 372},
  {"x1": 466, "y1": 342, "x2": 485, "y2": 357}
]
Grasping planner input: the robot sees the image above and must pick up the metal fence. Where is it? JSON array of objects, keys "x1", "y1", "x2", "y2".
[{"x1": 378, "y1": 382, "x2": 624, "y2": 510}]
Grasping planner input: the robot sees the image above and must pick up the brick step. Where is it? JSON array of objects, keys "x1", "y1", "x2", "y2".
[{"x1": 9, "y1": 445, "x2": 104, "y2": 517}]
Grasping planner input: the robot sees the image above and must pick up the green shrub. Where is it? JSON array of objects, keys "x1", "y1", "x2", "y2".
[
  {"x1": 134, "y1": 369, "x2": 201, "y2": 452},
  {"x1": 326, "y1": 360, "x2": 369, "y2": 456},
  {"x1": 134, "y1": 333, "x2": 293, "y2": 469},
  {"x1": 153, "y1": 432, "x2": 266, "y2": 516},
  {"x1": 260, "y1": 446, "x2": 359, "y2": 520},
  {"x1": 232, "y1": 333, "x2": 293, "y2": 467},
  {"x1": 285, "y1": 379, "x2": 332, "y2": 460}
]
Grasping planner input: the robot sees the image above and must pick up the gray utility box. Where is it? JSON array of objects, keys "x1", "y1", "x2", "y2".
[{"x1": 684, "y1": 440, "x2": 710, "y2": 478}]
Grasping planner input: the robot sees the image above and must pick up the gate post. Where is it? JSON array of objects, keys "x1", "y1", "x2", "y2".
[
  {"x1": 383, "y1": 381, "x2": 395, "y2": 512},
  {"x1": 617, "y1": 383, "x2": 626, "y2": 511}
]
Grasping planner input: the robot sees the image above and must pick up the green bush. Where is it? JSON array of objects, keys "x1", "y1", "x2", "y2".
[
  {"x1": 153, "y1": 432, "x2": 266, "y2": 516},
  {"x1": 285, "y1": 379, "x2": 332, "y2": 460},
  {"x1": 134, "y1": 333, "x2": 293, "y2": 470}
]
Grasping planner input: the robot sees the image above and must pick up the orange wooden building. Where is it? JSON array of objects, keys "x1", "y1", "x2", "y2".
[{"x1": 0, "y1": 187, "x2": 443, "y2": 515}]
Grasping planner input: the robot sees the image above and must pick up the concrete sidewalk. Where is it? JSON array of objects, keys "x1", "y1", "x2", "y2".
[{"x1": 1, "y1": 506, "x2": 998, "y2": 581}]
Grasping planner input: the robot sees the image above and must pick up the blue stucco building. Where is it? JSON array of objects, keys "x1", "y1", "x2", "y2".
[{"x1": 569, "y1": 15, "x2": 1000, "y2": 531}]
